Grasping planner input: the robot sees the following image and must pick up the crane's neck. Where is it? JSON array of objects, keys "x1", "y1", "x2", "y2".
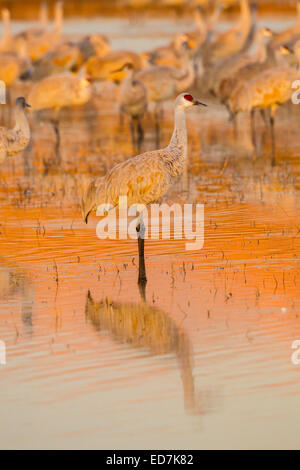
[
  {"x1": 174, "y1": 55, "x2": 195, "y2": 91},
  {"x1": 167, "y1": 107, "x2": 187, "y2": 166},
  {"x1": 54, "y1": 4, "x2": 63, "y2": 34},
  {"x1": 125, "y1": 68, "x2": 134, "y2": 83},
  {"x1": 206, "y1": 5, "x2": 221, "y2": 34},
  {"x1": 297, "y1": 1, "x2": 300, "y2": 27},
  {"x1": 1, "y1": 11, "x2": 11, "y2": 43},
  {"x1": 253, "y1": 34, "x2": 269, "y2": 63},
  {"x1": 40, "y1": 2, "x2": 48, "y2": 28},
  {"x1": 13, "y1": 107, "x2": 30, "y2": 139},
  {"x1": 194, "y1": 8, "x2": 207, "y2": 36},
  {"x1": 121, "y1": 68, "x2": 136, "y2": 94},
  {"x1": 238, "y1": 0, "x2": 250, "y2": 29}
]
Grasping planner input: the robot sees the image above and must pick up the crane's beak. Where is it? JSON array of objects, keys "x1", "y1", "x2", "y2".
[
  {"x1": 194, "y1": 100, "x2": 207, "y2": 107},
  {"x1": 25, "y1": 103, "x2": 31, "y2": 108}
]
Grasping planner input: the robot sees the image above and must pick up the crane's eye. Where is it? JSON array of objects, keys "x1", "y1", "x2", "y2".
[{"x1": 184, "y1": 94, "x2": 193, "y2": 102}]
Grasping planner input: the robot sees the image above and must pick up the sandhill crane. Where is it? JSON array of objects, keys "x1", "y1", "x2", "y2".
[
  {"x1": 84, "y1": 50, "x2": 142, "y2": 82},
  {"x1": 31, "y1": 34, "x2": 110, "y2": 80},
  {"x1": 148, "y1": 7, "x2": 219, "y2": 70},
  {"x1": 0, "y1": 46, "x2": 32, "y2": 120},
  {"x1": 32, "y1": 42, "x2": 84, "y2": 79},
  {"x1": 204, "y1": 0, "x2": 255, "y2": 66},
  {"x1": 219, "y1": 38, "x2": 292, "y2": 141},
  {"x1": 190, "y1": 4, "x2": 222, "y2": 68},
  {"x1": 82, "y1": 93, "x2": 207, "y2": 284},
  {"x1": 0, "y1": 35, "x2": 33, "y2": 83},
  {"x1": 204, "y1": 2, "x2": 257, "y2": 94},
  {"x1": 0, "y1": 97, "x2": 31, "y2": 163},
  {"x1": 85, "y1": 34, "x2": 110, "y2": 58},
  {"x1": 28, "y1": 74, "x2": 91, "y2": 163},
  {"x1": 182, "y1": 6, "x2": 213, "y2": 55},
  {"x1": 201, "y1": 1, "x2": 223, "y2": 38},
  {"x1": 0, "y1": 52, "x2": 31, "y2": 89},
  {"x1": 0, "y1": 9, "x2": 12, "y2": 53},
  {"x1": 228, "y1": 47, "x2": 299, "y2": 165},
  {"x1": 39, "y1": 1, "x2": 49, "y2": 28},
  {"x1": 217, "y1": 27, "x2": 274, "y2": 105},
  {"x1": 146, "y1": 33, "x2": 193, "y2": 68},
  {"x1": 0, "y1": 4, "x2": 48, "y2": 55},
  {"x1": 17, "y1": 1, "x2": 49, "y2": 40},
  {"x1": 271, "y1": 1, "x2": 300, "y2": 46},
  {"x1": 118, "y1": 63, "x2": 148, "y2": 152},
  {"x1": 210, "y1": 26, "x2": 271, "y2": 99},
  {"x1": 216, "y1": 26, "x2": 277, "y2": 136},
  {"x1": 14, "y1": 1, "x2": 63, "y2": 61},
  {"x1": 85, "y1": 289, "x2": 198, "y2": 412},
  {"x1": 144, "y1": 44, "x2": 195, "y2": 94},
  {"x1": 136, "y1": 44, "x2": 195, "y2": 146}
]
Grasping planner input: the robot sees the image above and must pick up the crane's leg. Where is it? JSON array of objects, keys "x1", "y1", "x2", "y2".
[
  {"x1": 154, "y1": 103, "x2": 160, "y2": 148},
  {"x1": 159, "y1": 104, "x2": 164, "y2": 121},
  {"x1": 52, "y1": 118, "x2": 61, "y2": 166},
  {"x1": 270, "y1": 113, "x2": 276, "y2": 167},
  {"x1": 232, "y1": 113, "x2": 238, "y2": 140},
  {"x1": 130, "y1": 117, "x2": 137, "y2": 152},
  {"x1": 137, "y1": 116, "x2": 144, "y2": 153},
  {"x1": 259, "y1": 109, "x2": 268, "y2": 152},
  {"x1": 136, "y1": 218, "x2": 147, "y2": 286},
  {"x1": 23, "y1": 139, "x2": 33, "y2": 176},
  {"x1": 250, "y1": 108, "x2": 258, "y2": 157},
  {"x1": 5, "y1": 88, "x2": 11, "y2": 126},
  {"x1": 138, "y1": 276, "x2": 146, "y2": 302},
  {"x1": 260, "y1": 109, "x2": 268, "y2": 128},
  {"x1": 119, "y1": 107, "x2": 124, "y2": 127},
  {"x1": 227, "y1": 105, "x2": 238, "y2": 140}
]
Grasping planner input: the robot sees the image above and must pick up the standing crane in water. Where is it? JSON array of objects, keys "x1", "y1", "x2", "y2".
[
  {"x1": 14, "y1": 1, "x2": 64, "y2": 61},
  {"x1": 118, "y1": 63, "x2": 148, "y2": 152},
  {"x1": 28, "y1": 74, "x2": 91, "y2": 164},
  {"x1": 82, "y1": 93, "x2": 207, "y2": 285},
  {"x1": 271, "y1": 1, "x2": 300, "y2": 46},
  {"x1": 136, "y1": 42, "x2": 195, "y2": 146},
  {"x1": 0, "y1": 97, "x2": 31, "y2": 163},
  {"x1": 228, "y1": 45, "x2": 300, "y2": 165},
  {"x1": 204, "y1": 0, "x2": 256, "y2": 66}
]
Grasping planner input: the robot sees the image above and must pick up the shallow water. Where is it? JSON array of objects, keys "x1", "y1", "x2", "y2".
[{"x1": 1, "y1": 15, "x2": 300, "y2": 450}]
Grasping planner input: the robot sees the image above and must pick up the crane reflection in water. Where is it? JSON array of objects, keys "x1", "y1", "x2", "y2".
[
  {"x1": 85, "y1": 284, "x2": 206, "y2": 414},
  {"x1": 0, "y1": 260, "x2": 34, "y2": 337}
]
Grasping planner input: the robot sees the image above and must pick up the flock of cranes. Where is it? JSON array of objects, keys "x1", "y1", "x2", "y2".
[{"x1": 0, "y1": 0, "x2": 300, "y2": 284}]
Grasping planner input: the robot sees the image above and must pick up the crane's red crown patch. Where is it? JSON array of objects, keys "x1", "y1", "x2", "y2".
[{"x1": 184, "y1": 94, "x2": 193, "y2": 102}]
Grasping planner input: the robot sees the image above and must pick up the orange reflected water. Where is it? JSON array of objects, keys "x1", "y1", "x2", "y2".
[{"x1": 1, "y1": 16, "x2": 300, "y2": 451}]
